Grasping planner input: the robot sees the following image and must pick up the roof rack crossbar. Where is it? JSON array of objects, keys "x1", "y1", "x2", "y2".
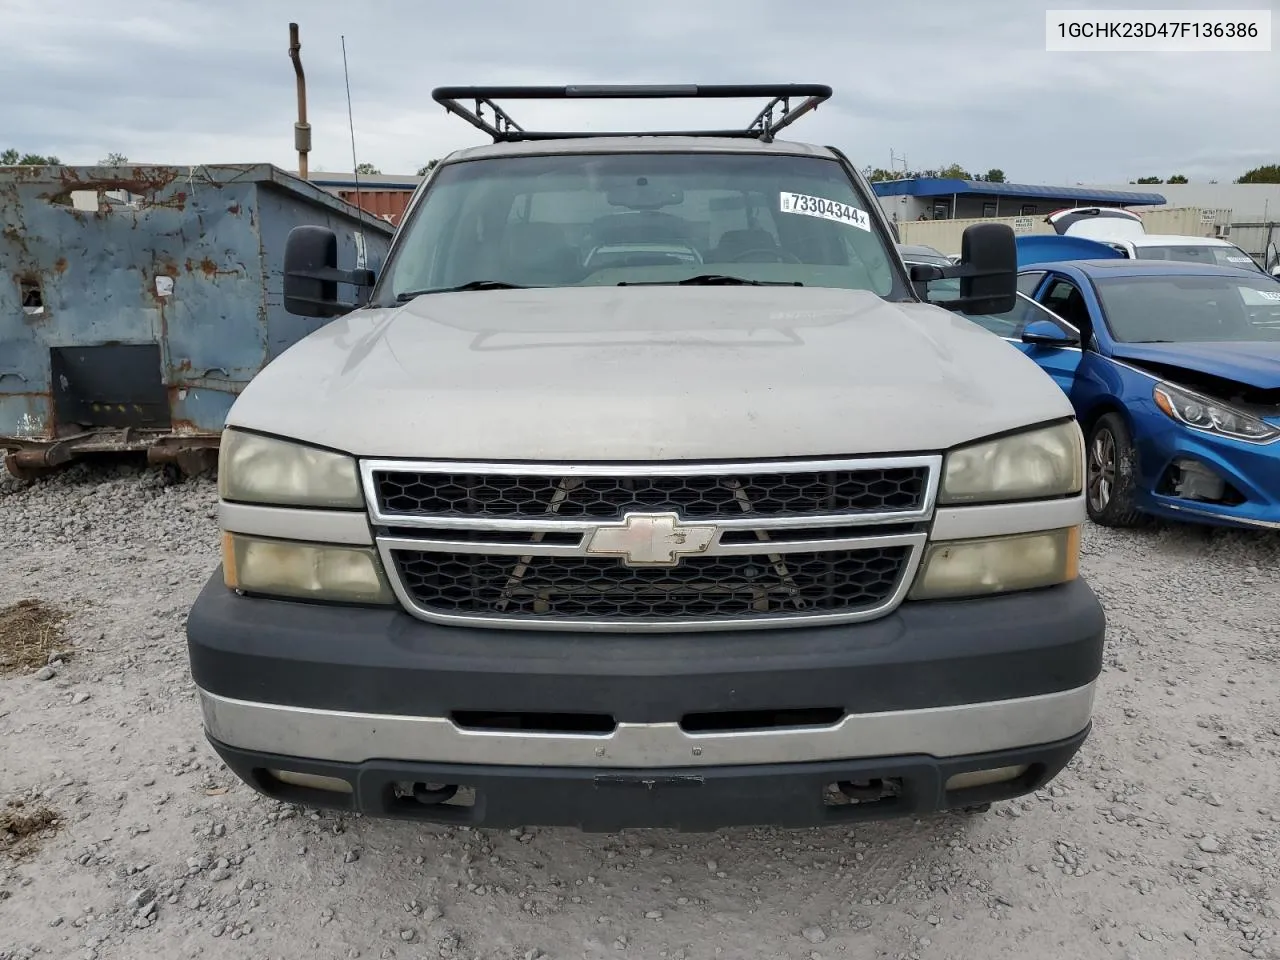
[{"x1": 431, "y1": 84, "x2": 832, "y2": 143}]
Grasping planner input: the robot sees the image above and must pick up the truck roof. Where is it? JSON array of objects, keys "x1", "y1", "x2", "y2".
[
  {"x1": 430, "y1": 83, "x2": 840, "y2": 163},
  {"x1": 444, "y1": 136, "x2": 841, "y2": 162}
]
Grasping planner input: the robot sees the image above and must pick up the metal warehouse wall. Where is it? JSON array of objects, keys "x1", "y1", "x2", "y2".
[{"x1": 332, "y1": 188, "x2": 413, "y2": 226}]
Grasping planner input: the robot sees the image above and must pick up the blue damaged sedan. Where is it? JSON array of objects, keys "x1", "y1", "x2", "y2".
[{"x1": 931, "y1": 236, "x2": 1280, "y2": 531}]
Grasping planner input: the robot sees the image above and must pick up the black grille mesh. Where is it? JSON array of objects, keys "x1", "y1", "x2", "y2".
[
  {"x1": 393, "y1": 547, "x2": 910, "y2": 621},
  {"x1": 374, "y1": 468, "x2": 928, "y2": 520}
]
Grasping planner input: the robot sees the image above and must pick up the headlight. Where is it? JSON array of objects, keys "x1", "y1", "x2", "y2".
[
  {"x1": 222, "y1": 533, "x2": 394, "y2": 604},
  {"x1": 940, "y1": 421, "x2": 1083, "y2": 505},
  {"x1": 1152, "y1": 382, "x2": 1280, "y2": 444},
  {"x1": 217, "y1": 429, "x2": 363, "y2": 508},
  {"x1": 909, "y1": 527, "x2": 1080, "y2": 601}
]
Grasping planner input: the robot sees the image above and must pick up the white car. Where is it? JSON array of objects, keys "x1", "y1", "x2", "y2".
[{"x1": 1046, "y1": 206, "x2": 1276, "y2": 277}]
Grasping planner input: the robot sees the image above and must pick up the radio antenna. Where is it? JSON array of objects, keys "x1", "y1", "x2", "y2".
[{"x1": 340, "y1": 34, "x2": 369, "y2": 234}]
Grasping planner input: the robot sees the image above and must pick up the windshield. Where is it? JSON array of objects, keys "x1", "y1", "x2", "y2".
[
  {"x1": 1093, "y1": 274, "x2": 1280, "y2": 343},
  {"x1": 378, "y1": 152, "x2": 902, "y2": 301},
  {"x1": 1136, "y1": 243, "x2": 1264, "y2": 272}
]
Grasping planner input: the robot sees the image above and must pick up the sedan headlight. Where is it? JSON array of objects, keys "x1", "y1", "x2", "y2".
[
  {"x1": 940, "y1": 421, "x2": 1084, "y2": 505},
  {"x1": 1152, "y1": 382, "x2": 1280, "y2": 444},
  {"x1": 909, "y1": 527, "x2": 1080, "y2": 600},
  {"x1": 222, "y1": 533, "x2": 395, "y2": 605},
  {"x1": 217, "y1": 429, "x2": 364, "y2": 508}
]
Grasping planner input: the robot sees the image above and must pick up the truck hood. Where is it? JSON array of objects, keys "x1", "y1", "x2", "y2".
[
  {"x1": 1109, "y1": 340, "x2": 1280, "y2": 392},
  {"x1": 228, "y1": 286, "x2": 1073, "y2": 460}
]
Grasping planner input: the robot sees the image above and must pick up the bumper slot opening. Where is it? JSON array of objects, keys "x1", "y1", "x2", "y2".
[
  {"x1": 824, "y1": 777, "x2": 904, "y2": 811},
  {"x1": 1158, "y1": 458, "x2": 1245, "y2": 506},
  {"x1": 255, "y1": 768, "x2": 357, "y2": 810},
  {"x1": 386, "y1": 781, "x2": 476, "y2": 821},
  {"x1": 680, "y1": 706, "x2": 845, "y2": 733},
  {"x1": 451, "y1": 710, "x2": 618, "y2": 734},
  {"x1": 943, "y1": 762, "x2": 1038, "y2": 807}
]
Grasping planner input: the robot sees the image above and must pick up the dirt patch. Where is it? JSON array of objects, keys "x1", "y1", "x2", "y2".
[
  {"x1": 0, "y1": 800, "x2": 60, "y2": 860},
  {"x1": 0, "y1": 598, "x2": 69, "y2": 675}
]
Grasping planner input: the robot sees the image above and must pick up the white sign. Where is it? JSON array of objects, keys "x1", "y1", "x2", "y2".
[{"x1": 779, "y1": 192, "x2": 871, "y2": 232}]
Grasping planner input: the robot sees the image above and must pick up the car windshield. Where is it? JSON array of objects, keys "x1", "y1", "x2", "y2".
[
  {"x1": 1136, "y1": 243, "x2": 1263, "y2": 272},
  {"x1": 378, "y1": 152, "x2": 902, "y2": 301},
  {"x1": 1093, "y1": 274, "x2": 1280, "y2": 343}
]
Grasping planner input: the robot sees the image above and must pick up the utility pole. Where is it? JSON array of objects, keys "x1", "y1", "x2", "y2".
[{"x1": 289, "y1": 23, "x2": 311, "y2": 180}]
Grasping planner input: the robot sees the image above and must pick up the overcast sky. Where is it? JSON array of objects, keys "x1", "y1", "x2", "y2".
[{"x1": 1, "y1": 0, "x2": 1275, "y2": 185}]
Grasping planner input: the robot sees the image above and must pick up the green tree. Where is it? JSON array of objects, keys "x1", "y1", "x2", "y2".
[
  {"x1": 100, "y1": 152, "x2": 128, "y2": 165},
  {"x1": 1236, "y1": 164, "x2": 1280, "y2": 184},
  {"x1": 864, "y1": 167, "x2": 901, "y2": 182},
  {"x1": 416, "y1": 159, "x2": 439, "y2": 176},
  {"x1": 1135, "y1": 176, "x2": 1163, "y2": 184},
  {"x1": 355, "y1": 162, "x2": 381, "y2": 175},
  {"x1": 2, "y1": 149, "x2": 61, "y2": 165},
  {"x1": 1167, "y1": 174, "x2": 1188, "y2": 184},
  {"x1": 937, "y1": 162, "x2": 971, "y2": 179},
  {"x1": 976, "y1": 168, "x2": 1006, "y2": 183}
]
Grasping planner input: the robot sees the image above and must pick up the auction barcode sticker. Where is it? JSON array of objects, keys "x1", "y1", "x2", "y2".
[
  {"x1": 780, "y1": 192, "x2": 871, "y2": 232},
  {"x1": 1046, "y1": 9, "x2": 1272, "y2": 51}
]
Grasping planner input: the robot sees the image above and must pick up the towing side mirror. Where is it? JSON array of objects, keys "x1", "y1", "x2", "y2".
[
  {"x1": 283, "y1": 225, "x2": 376, "y2": 318},
  {"x1": 919, "y1": 223, "x2": 1018, "y2": 316}
]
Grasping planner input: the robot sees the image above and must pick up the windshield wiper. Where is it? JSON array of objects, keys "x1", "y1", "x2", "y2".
[
  {"x1": 618, "y1": 274, "x2": 802, "y2": 287},
  {"x1": 396, "y1": 280, "x2": 527, "y2": 301}
]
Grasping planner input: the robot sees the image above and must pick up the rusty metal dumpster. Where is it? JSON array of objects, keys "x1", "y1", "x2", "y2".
[{"x1": 0, "y1": 163, "x2": 395, "y2": 477}]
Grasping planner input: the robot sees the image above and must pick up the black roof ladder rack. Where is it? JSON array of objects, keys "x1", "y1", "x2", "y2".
[{"x1": 430, "y1": 84, "x2": 833, "y2": 143}]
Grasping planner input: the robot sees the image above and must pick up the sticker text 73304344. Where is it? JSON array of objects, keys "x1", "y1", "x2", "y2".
[{"x1": 779, "y1": 192, "x2": 871, "y2": 232}]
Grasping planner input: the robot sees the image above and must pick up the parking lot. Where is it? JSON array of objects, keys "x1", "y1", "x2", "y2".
[{"x1": 3, "y1": 459, "x2": 1278, "y2": 960}]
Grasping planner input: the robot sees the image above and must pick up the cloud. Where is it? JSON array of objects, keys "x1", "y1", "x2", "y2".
[{"x1": 0, "y1": 0, "x2": 1274, "y2": 184}]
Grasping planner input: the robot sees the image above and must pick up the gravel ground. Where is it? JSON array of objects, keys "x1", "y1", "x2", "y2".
[{"x1": 2, "y1": 459, "x2": 1280, "y2": 960}]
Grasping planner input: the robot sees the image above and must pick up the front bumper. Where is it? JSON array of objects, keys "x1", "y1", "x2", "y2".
[
  {"x1": 186, "y1": 570, "x2": 1106, "y2": 829},
  {"x1": 1133, "y1": 416, "x2": 1280, "y2": 530}
]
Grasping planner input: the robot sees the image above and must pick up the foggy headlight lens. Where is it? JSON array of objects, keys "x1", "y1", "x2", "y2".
[
  {"x1": 909, "y1": 527, "x2": 1080, "y2": 600},
  {"x1": 940, "y1": 421, "x2": 1084, "y2": 504},
  {"x1": 217, "y1": 429, "x2": 363, "y2": 508},
  {"x1": 1153, "y1": 382, "x2": 1280, "y2": 443},
  {"x1": 222, "y1": 533, "x2": 394, "y2": 605}
]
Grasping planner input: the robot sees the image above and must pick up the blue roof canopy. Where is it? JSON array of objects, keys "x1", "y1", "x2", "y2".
[{"x1": 871, "y1": 177, "x2": 1166, "y2": 206}]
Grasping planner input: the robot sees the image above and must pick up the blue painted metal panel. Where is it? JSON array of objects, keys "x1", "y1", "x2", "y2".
[
  {"x1": 871, "y1": 177, "x2": 1167, "y2": 206},
  {"x1": 1015, "y1": 234, "x2": 1127, "y2": 268},
  {"x1": 0, "y1": 164, "x2": 393, "y2": 458}
]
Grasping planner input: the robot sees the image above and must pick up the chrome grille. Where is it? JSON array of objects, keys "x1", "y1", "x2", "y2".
[
  {"x1": 372, "y1": 466, "x2": 928, "y2": 519},
  {"x1": 361, "y1": 456, "x2": 940, "y2": 632},
  {"x1": 393, "y1": 547, "x2": 912, "y2": 621}
]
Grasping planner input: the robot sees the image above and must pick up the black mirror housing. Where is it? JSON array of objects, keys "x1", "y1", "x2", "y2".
[
  {"x1": 954, "y1": 223, "x2": 1017, "y2": 315},
  {"x1": 919, "y1": 224, "x2": 1018, "y2": 316},
  {"x1": 283, "y1": 225, "x2": 376, "y2": 318},
  {"x1": 1021, "y1": 319, "x2": 1080, "y2": 347}
]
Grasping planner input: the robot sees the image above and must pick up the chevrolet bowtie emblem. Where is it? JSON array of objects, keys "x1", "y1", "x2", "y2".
[{"x1": 585, "y1": 512, "x2": 715, "y2": 567}]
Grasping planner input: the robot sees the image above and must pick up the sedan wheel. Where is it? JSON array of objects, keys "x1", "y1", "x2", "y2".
[
  {"x1": 1084, "y1": 413, "x2": 1145, "y2": 528},
  {"x1": 1087, "y1": 429, "x2": 1116, "y2": 513}
]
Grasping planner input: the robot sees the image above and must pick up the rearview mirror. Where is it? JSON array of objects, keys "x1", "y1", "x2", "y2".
[
  {"x1": 925, "y1": 223, "x2": 1018, "y2": 316},
  {"x1": 1021, "y1": 319, "x2": 1079, "y2": 347},
  {"x1": 283, "y1": 225, "x2": 376, "y2": 318}
]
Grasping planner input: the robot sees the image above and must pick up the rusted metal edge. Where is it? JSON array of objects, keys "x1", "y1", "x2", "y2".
[
  {"x1": 0, "y1": 164, "x2": 395, "y2": 236},
  {"x1": 2, "y1": 429, "x2": 222, "y2": 479}
]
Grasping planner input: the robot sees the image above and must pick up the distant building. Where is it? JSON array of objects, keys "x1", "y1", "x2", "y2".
[
  {"x1": 871, "y1": 177, "x2": 1166, "y2": 223},
  {"x1": 1075, "y1": 183, "x2": 1280, "y2": 222},
  {"x1": 298, "y1": 172, "x2": 423, "y2": 226}
]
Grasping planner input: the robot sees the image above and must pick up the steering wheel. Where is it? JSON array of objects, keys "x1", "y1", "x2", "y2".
[{"x1": 728, "y1": 248, "x2": 804, "y2": 264}]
